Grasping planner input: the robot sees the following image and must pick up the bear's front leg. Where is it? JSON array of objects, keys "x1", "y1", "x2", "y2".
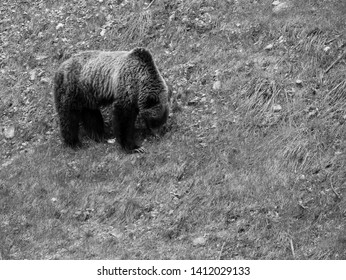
[
  {"x1": 59, "y1": 108, "x2": 82, "y2": 147},
  {"x1": 113, "y1": 104, "x2": 145, "y2": 153}
]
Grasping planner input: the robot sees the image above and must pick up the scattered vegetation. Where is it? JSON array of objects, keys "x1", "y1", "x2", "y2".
[{"x1": 1, "y1": 0, "x2": 346, "y2": 259}]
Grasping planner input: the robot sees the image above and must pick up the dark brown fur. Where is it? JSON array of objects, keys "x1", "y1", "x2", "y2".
[{"x1": 53, "y1": 48, "x2": 169, "y2": 152}]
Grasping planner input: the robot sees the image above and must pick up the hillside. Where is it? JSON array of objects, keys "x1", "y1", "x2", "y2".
[{"x1": 1, "y1": 0, "x2": 346, "y2": 259}]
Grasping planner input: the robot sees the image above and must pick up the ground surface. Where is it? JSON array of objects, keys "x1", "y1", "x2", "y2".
[{"x1": 1, "y1": 0, "x2": 346, "y2": 259}]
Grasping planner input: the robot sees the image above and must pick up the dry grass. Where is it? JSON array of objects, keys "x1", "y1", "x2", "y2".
[{"x1": 1, "y1": 0, "x2": 346, "y2": 259}]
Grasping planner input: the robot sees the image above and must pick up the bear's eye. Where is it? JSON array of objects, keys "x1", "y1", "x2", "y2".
[{"x1": 145, "y1": 94, "x2": 159, "y2": 108}]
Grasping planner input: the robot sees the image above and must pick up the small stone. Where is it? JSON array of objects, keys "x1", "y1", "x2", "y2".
[
  {"x1": 4, "y1": 126, "x2": 15, "y2": 139},
  {"x1": 51, "y1": 197, "x2": 57, "y2": 202},
  {"x1": 272, "y1": 104, "x2": 282, "y2": 112},
  {"x1": 40, "y1": 77, "x2": 51, "y2": 84},
  {"x1": 36, "y1": 54, "x2": 49, "y2": 61},
  {"x1": 273, "y1": 2, "x2": 290, "y2": 14},
  {"x1": 29, "y1": 69, "x2": 36, "y2": 81},
  {"x1": 323, "y1": 46, "x2": 331, "y2": 52},
  {"x1": 192, "y1": 236, "x2": 207, "y2": 246},
  {"x1": 296, "y1": 79, "x2": 303, "y2": 86},
  {"x1": 109, "y1": 228, "x2": 123, "y2": 239},
  {"x1": 187, "y1": 98, "x2": 199, "y2": 106},
  {"x1": 169, "y1": 13, "x2": 176, "y2": 22},
  {"x1": 212, "y1": 80, "x2": 221, "y2": 91},
  {"x1": 216, "y1": 230, "x2": 229, "y2": 239},
  {"x1": 107, "y1": 138, "x2": 116, "y2": 144},
  {"x1": 100, "y1": 28, "x2": 106, "y2": 36},
  {"x1": 56, "y1": 23, "x2": 64, "y2": 30},
  {"x1": 2, "y1": 159, "x2": 14, "y2": 168},
  {"x1": 308, "y1": 110, "x2": 318, "y2": 118},
  {"x1": 214, "y1": 69, "x2": 221, "y2": 77},
  {"x1": 278, "y1": 35, "x2": 285, "y2": 44},
  {"x1": 74, "y1": 210, "x2": 82, "y2": 216},
  {"x1": 264, "y1": 43, "x2": 273, "y2": 51}
]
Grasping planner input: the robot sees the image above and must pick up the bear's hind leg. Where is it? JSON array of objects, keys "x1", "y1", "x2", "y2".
[{"x1": 81, "y1": 108, "x2": 105, "y2": 142}]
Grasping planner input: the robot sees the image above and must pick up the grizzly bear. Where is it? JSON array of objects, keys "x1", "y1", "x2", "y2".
[{"x1": 53, "y1": 48, "x2": 169, "y2": 153}]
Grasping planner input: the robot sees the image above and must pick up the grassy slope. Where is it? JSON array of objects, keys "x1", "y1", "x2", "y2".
[{"x1": 1, "y1": 0, "x2": 346, "y2": 259}]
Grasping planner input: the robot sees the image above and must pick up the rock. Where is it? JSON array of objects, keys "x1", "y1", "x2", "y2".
[
  {"x1": 2, "y1": 158, "x2": 14, "y2": 168},
  {"x1": 169, "y1": 12, "x2": 176, "y2": 22},
  {"x1": 4, "y1": 126, "x2": 15, "y2": 139},
  {"x1": 212, "y1": 80, "x2": 221, "y2": 91},
  {"x1": 29, "y1": 69, "x2": 36, "y2": 81},
  {"x1": 109, "y1": 228, "x2": 123, "y2": 239},
  {"x1": 295, "y1": 79, "x2": 303, "y2": 86},
  {"x1": 273, "y1": 2, "x2": 290, "y2": 14},
  {"x1": 40, "y1": 77, "x2": 51, "y2": 84},
  {"x1": 56, "y1": 23, "x2": 64, "y2": 30},
  {"x1": 216, "y1": 230, "x2": 229, "y2": 239},
  {"x1": 187, "y1": 98, "x2": 199, "y2": 106},
  {"x1": 100, "y1": 28, "x2": 106, "y2": 37},
  {"x1": 278, "y1": 35, "x2": 285, "y2": 44},
  {"x1": 35, "y1": 54, "x2": 49, "y2": 61},
  {"x1": 308, "y1": 109, "x2": 318, "y2": 118},
  {"x1": 272, "y1": 104, "x2": 282, "y2": 112},
  {"x1": 264, "y1": 43, "x2": 274, "y2": 51},
  {"x1": 323, "y1": 46, "x2": 331, "y2": 52},
  {"x1": 192, "y1": 236, "x2": 207, "y2": 246},
  {"x1": 107, "y1": 138, "x2": 116, "y2": 144},
  {"x1": 213, "y1": 70, "x2": 222, "y2": 91},
  {"x1": 272, "y1": 0, "x2": 281, "y2": 6}
]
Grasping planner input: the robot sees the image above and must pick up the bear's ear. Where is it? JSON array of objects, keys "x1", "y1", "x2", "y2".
[
  {"x1": 145, "y1": 94, "x2": 159, "y2": 108},
  {"x1": 131, "y1": 48, "x2": 153, "y2": 65}
]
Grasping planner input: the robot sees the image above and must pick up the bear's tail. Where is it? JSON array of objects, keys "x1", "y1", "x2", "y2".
[{"x1": 130, "y1": 47, "x2": 154, "y2": 66}]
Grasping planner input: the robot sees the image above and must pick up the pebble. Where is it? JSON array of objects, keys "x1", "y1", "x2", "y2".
[
  {"x1": 212, "y1": 80, "x2": 221, "y2": 91},
  {"x1": 56, "y1": 23, "x2": 64, "y2": 30},
  {"x1": 296, "y1": 79, "x2": 303, "y2": 86},
  {"x1": 192, "y1": 236, "x2": 207, "y2": 246},
  {"x1": 272, "y1": 104, "x2": 282, "y2": 112},
  {"x1": 273, "y1": 2, "x2": 290, "y2": 14},
  {"x1": 4, "y1": 126, "x2": 15, "y2": 139},
  {"x1": 264, "y1": 44, "x2": 274, "y2": 51}
]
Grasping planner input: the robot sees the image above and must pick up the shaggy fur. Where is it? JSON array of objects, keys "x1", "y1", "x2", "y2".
[{"x1": 53, "y1": 48, "x2": 169, "y2": 152}]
